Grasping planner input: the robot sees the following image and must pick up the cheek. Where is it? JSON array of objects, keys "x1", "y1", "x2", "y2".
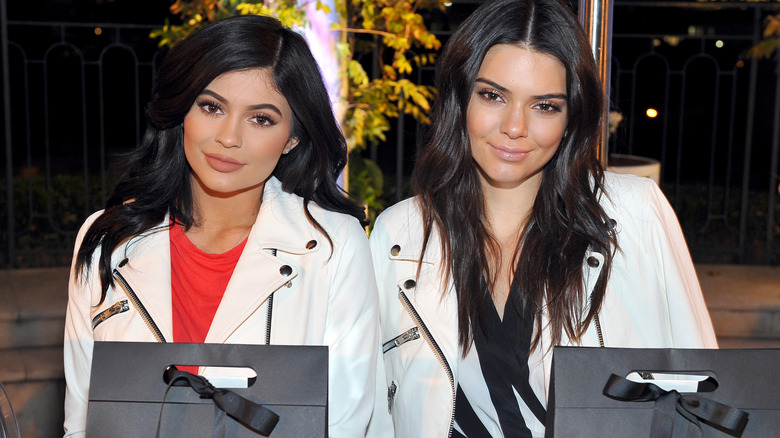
[
  {"x1": 182, "y1": 114, "x2": 209, "y2": 167},
  {"x1": 532, "y1": 120, "x2": 567, "y2": 149},
  {"x1": 182, "y1": 112, "x2": 202, "y2": 147},
  {"x1": 466, "y1": 107, "x2": 495, "y2": 140},
  {"x1": 246, "y1": 131, "x2": 292, "y2": 162}
]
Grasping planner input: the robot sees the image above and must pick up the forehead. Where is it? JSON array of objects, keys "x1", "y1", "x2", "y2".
[
  {"x1": 205, "y1": 68, "x2": 288, "y2": 105},
  {"x1": 477, "y1": 44, "x2": 566, "y2": 89}
]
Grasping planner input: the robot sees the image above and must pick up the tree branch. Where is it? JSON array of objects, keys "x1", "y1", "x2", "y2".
[{"x1": 335, "y1": 27, "x2": 395, "y2": 38}]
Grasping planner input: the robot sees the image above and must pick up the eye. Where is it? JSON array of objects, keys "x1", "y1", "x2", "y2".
[
  {"x1": 535, "y1": 101, "x2": 563, "y2": 113},
  {"x1": 250, "y1": 113, "x2": 277, "y2": 127},
  {"x1": 197, "y1": 100, "x2": 223, "y2": 115},
  {"x1": 477, "y1": 88, "x2": 505, "y2": 103}
]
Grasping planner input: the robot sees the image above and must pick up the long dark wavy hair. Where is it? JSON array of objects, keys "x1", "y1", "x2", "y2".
[
  {"x1": 76, "y1": 15, "x2": 365, "y2": 303},
  {"x1": 412, "y1": 0, "x2": 617, "y2": 353}
]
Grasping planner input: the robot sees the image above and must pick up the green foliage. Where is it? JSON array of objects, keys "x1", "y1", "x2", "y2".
[
  {"x1": 149, "y1": 0, "x2": 317, "y2": 46},
  {"x1": 339, "y1": 0, "x2": 442, "y2": 152},
  {"x1": 150, "y1": 0, "x2": 445, "y2": 227},
  {"x1": 747, "y1": 13, "x2": 780, "y2": 60},
  {"x1": 346, "y1": 151, "x2": 385, "y2": 228}
]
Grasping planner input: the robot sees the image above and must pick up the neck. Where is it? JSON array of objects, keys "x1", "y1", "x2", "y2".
[
  {"x1": 482, "y1": 172, "x2": 542, "y2": 238},
  {"x1": 481, "y1": 172, "x2": 543, "y2": 318},
  {"x1": 185, "y1": 178, "x2": 265, "y2": 254}
]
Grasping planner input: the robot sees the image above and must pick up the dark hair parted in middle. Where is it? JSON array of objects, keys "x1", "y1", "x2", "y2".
[
  {"x1": 412, "y1": 0, "x2": 617, "y2": 353},
  {"x1": 76, "y1": 15, "x2": 364, "y2": 302}
]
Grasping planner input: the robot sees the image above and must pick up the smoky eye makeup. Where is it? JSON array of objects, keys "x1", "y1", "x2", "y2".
[{"x1": 196, "y1": 100, "x2": 223, "y2": 115}]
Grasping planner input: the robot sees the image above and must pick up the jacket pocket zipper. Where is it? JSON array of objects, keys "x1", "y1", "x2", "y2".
[
  {"x1": 387, "y1": 381, "x2": 397, "y2": 414},
  {"x1": 91, "y1": 299, "x2": 129, "y2": 330},
  {"x1": 382, "y1": 327, "x2": 420, "y2": 353},
  {"x1": 113, "y1": 266, "x2": 167, "y2": 342}
]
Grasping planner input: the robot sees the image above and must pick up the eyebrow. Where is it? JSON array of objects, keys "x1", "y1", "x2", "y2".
[
  {"x1": 198, "y1": 89, "x2": 284, "y2": 116},
  {"x1": 475, "y1": 78, "x2": 567, "y2": 101}
]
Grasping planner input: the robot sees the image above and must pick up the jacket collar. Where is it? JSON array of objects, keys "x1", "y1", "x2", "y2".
[
  {"x1": 249, "y1": 177, "x2": 325, "y2": 254},
  {"x1": 208, "y1": 177, "x2": 324, "y2": 342},
  {"x1": 385, "y1": 198, "x2": 441, "y2": 266},
  {"x1": 113, "y1": 176, "x2": 323, "y2": 343}
]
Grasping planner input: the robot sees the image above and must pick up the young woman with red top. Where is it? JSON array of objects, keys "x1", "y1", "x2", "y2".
[{"x1": 63, "y1": 15, "x2": 381, "y2": 437}]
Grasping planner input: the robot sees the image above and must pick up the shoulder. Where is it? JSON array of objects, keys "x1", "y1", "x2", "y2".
[
  {"x1": 601, "y1": 171, "x2": 656, "y2": 204},
  {"x1": 76, "y1": 210, "x2": 106, "y2": 237},
  {"x1": 370, "y1": 197, "x2": 423, "y2": 246},
  {"x1": 599, "y1": 171, "x2": 683, "y2": 249},
  {"x1": 261, "y1": 178, "x2": 366, "y2": 249},
  {"x1": 599, "y1": 172, "x2": 663, "y2": 219},
  {"x1": 369, "y1": 197, "x2": 443, "y2": 263},
  {"x1": 373, "y1": 197, "x2": 422, "y2": 235}
]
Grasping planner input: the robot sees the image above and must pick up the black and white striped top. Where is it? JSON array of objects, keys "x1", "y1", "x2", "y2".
[{"x1": 452, "y1": 280, "x2": 547, "y2": 438}]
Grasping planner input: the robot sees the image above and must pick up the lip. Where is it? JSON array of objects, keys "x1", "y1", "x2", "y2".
[
  {"x1": 204, "y1": 153, "x2": 244, "y2": 173},
  {"x1": 489, "y1": 143, "x2": 530, "y2": 162}
]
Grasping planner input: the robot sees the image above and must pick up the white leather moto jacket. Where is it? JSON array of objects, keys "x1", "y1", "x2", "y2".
[
  {"x1": 368, "y1": 172, "x2": 718, "y2": 437},
  {"x1": 64, "y1": 177, "x2": 382, "y2": 438}
]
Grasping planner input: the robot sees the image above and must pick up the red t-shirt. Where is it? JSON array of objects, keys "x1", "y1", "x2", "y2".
[{"x1": 169, "y1": 224, "x2": 248, "y2": 363}]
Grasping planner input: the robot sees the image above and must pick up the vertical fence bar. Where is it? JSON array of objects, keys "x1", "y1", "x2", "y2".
[
  {"x1": 1, "y1": 0, "x2": 15, "y2": 267},
  {"x1": 766, "y1": 55, "x2": 780, "y2": 263},
  {"x1": 738, "y1": 7, "x2": 761, "y2": 263},
  {"x1": 579, "y1": 0, "x2": 614, "y2": 167}
]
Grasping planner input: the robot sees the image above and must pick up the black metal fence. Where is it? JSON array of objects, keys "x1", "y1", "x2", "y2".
[
  {"x1": 2, "y1": 0, "x2": 780, "y2": 267},
  {"x1": 608, "y1": 1, "x2": 780, "y2": 264}
]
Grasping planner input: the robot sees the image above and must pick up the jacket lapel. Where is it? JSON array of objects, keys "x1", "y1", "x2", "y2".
[
  {"x1": 205, "y1": 178, "x2": 318, "y2": 343},
  {"x1": 390, "y1": 218, "x2": 461, "y2": 370},
  {"x1": 205, "y1": 246, "x2": 293, "y2": 343}
]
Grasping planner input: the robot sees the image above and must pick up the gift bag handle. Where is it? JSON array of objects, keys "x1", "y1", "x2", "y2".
[
  {"x1": 603, "y1": 373, "x2": 748, "y2": 438},
  {"x1": 156, "y1": 368, "x2": 280, "y2": 437}
]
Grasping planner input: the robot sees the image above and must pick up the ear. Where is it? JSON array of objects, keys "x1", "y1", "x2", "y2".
[{"x1": 283, "y1": 137, "x2": 299, "y2": 155}]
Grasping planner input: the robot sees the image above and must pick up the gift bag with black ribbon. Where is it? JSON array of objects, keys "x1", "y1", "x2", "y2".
[
  {"x1": 545, "y1": 347, "x2": 780, "y2": 438},
  {"x1": 86, "y1": 341, "x2": 328, "y2": 437}
]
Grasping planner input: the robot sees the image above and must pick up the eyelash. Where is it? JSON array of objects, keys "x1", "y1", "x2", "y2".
[
  {"x1": 477, "y1": 88, "x2": 504, "y2": 103},
  {"x1": 476, "y1": 90, "x2": 563, "y2": 114},
  {"x1": 535, "y1": 101, "x2": 562, "y2": 113},
  {"x1": 195, "y1": 100, "x2": 277, "y2": 127},
  {"x1": 197, "y1": 100, "x2": 223, "y2": 115}
]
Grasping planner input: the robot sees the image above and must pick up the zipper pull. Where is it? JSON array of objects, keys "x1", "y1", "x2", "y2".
[
  {"x1": 91, "y1": 299, "x2": 130, "y2": 329},
  {"x1": 382, "y1": 327, "x2": 421, "y2": 353},
  {"x1": 387, "y1": 381, "x2": 397, "y2": 414}
]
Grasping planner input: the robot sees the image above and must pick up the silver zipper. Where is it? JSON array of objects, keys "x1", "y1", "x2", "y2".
[
  {"x1": 382, "y1": 326, "x2": 420, "y2": 353},
  {"x1": 91, "y1": 299, "x2": 129, "y2": 330},
  {"x1": 589, "y1": 288, "x2": 604, "y2": 347},
  {"x1": 387, "y1": 381, "x2": 397, "y2": 414},
  {"x1": 399, "y1": 287, "x2": 455, "y2": 438},
  {"x1": 265, "y1": 249, "x2": 277, "y2": 345},
  {"x1": 594, "y1": 312, "x2": 604, "y2": 347},
  {"x1": 113, "y1": 263, "x2": 166, "y2": 342}
]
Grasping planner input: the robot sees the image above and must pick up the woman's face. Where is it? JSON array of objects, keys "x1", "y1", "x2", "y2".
[
  {"x1": 467, "y1": 44, "x2": 568, "y2": 192},
  {"x1": 183, "y1": 68, "x2": 298, "y2": 199}
]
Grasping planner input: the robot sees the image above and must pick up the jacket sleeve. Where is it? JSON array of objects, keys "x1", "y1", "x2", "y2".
[
  {"x1": 322, "y1": 218, "x2": 386, "y2": 437},
  {"x1": 645, "y1": 181, "x2": 719, "y2": 348},
  {"x1": 63, "y1": 211, "x2": 103, "y2": 438}
]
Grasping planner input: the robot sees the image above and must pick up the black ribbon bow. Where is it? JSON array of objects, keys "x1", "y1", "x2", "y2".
[
  {"x1": 603, "y1": 373, "x2": 748, "y2": 438},
  {"x1": 156, "y1": 368, "x2": 279, "y2": 437}
]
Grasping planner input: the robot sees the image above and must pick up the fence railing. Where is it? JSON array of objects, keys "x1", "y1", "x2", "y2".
[
  {"x1": 2, "y1": 1, "x2": 780, "y2": 267},
  {"x1": 608, "y1": 1, "x2": 780, "y2": 264}
]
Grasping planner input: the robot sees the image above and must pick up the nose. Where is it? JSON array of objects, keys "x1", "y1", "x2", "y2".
[
  {"x1": 500, "y1": 107, "x2": 528, "y2": 139},
  {"x1": 214, "y1": 117, "x2": 242, "y2": 148}
]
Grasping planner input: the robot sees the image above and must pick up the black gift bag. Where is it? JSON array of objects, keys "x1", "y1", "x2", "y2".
[
  {"x1": 86, "y1": 341, "x2": 328, "y2": 437},
  {"x1": 545, "y1": 347, "x2": 780, "y2": 438}
]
